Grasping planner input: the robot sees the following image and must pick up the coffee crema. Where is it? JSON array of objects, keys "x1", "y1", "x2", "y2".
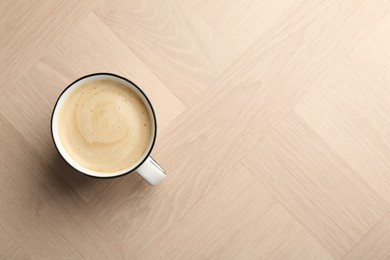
[{"x1": 57, "y1": 79, "x2": 152, "y2": 173}]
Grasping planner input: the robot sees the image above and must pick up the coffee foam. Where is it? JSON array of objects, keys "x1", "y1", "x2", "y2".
[{"x1": 57, "y1": 80, "x2": 151, "y2": 173}]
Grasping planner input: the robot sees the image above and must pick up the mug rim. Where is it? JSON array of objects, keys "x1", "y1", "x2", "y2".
[{"x1": 50, "y1": 72, "x2": 157, "y2": 179}]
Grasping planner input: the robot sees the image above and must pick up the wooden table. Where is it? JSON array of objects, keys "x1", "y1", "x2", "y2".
[{"x1": 1, "y1": 0, "x2": 390, "y2": 259}]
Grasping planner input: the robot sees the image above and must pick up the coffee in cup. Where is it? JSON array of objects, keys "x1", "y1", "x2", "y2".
[{"x1": 51, "y1": 73, "x2": 165, "y2": 185}]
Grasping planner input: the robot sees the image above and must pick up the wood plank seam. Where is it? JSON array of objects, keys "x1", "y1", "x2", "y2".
[
  {"x1": 0, "y1": 115, "x2": 132, "y2": 258},
  {"x1": 91, "y1": 9, "x2": 189, "y2": 107},
  {"x1": 0, "y1": 2, "x2": 99, "y2": 96},
  {"x1": 240, "y1": 162, "x2": 342, "y2": 259},
  {"x1": 0, "y1": 222, "x2": 30, "y2": 259},
  {"x1": 240, "y1": 113, "x2": 390, "y2": 257},
  {"x1": 239, "y1": 162, "x2": 337, "y2": 259},
  {"x1": 340, "y1": 210, "x2": 390, "y2": 259},
  {"x1": 232, "y1": 10, "x2": 388, "y2": 185},
  {"x1": 217, "y1": 7, "x2": 387, "y2": 186}
]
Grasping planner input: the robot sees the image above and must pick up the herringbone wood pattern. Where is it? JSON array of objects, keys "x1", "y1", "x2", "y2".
[{"x1": 1, "y1": 0, "x2": 390, "y2": 259}]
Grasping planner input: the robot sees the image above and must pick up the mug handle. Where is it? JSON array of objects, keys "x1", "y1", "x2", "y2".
[{"x1": 136, "y1": 157, "x2": 166, "y2": 186}]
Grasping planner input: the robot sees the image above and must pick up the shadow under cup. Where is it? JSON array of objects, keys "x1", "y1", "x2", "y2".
[{"x1": 51, "y1": 73, "x2": 165, "y2": 185}]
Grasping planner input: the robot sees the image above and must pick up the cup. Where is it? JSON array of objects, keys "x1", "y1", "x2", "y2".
[{"x1": 51, "y1": 73, "x2": 166, "y2": 186}]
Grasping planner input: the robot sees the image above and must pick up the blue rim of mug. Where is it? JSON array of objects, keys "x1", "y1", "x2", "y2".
[{"x1": 50, "y1": 72, "x2": 157, "y2": 179}]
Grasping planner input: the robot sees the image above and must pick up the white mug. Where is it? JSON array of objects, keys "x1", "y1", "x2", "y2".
[{"x1": 51, "y1": 73, "x2": 166, "y2": 186}]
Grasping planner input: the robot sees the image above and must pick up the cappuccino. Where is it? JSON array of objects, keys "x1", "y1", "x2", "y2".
[{"x1": 57, "y1": 79, "x2": 151, "y2": 173}]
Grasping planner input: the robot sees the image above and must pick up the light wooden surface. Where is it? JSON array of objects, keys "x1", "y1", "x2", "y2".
[{"x1": 1, "y1": 0, "x2": 390, "y2": 259}]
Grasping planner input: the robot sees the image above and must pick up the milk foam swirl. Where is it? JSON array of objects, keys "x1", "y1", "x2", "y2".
[{"x1": 58, "y1": 80, "x2": 151, "y2": 173}]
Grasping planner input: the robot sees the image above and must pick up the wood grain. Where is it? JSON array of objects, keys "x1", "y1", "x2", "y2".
[
  {"x1": 40, "y1": 12, "x2": 185, "y2": 131},
  {"x1": 0, "y1": 116, "x2": 131, "y2": 259},
  {"x1": 0, "y1": 0, "x2": 97, "y2": 92},
  {"x1": 139, "y1": 164, "x2": 334, "y2": 260},
  {"x1": 241, "y1": 113, "x2": 389, "y2": 258},
  {"x1": 295, "y1": 16, "x2": 390, "y2": 204},
  {"x1": 88, "y1": 0, "x2": 385, "y2": 255},
  {"x1": 1, "y1": 0, "x2": 390, "y2": 258},
  {"x1": 95, "y1": 0, "x2": 236, "y2": 105},
  {"x1": 0, "y1": 227, "x2": 30, "y2": 260},
  {"x1": 343, "y1": 212, "x2": 390, "y2": 260},
  {"x1": 188, "y1": 0, "x2": 298, "y2": 55}
]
